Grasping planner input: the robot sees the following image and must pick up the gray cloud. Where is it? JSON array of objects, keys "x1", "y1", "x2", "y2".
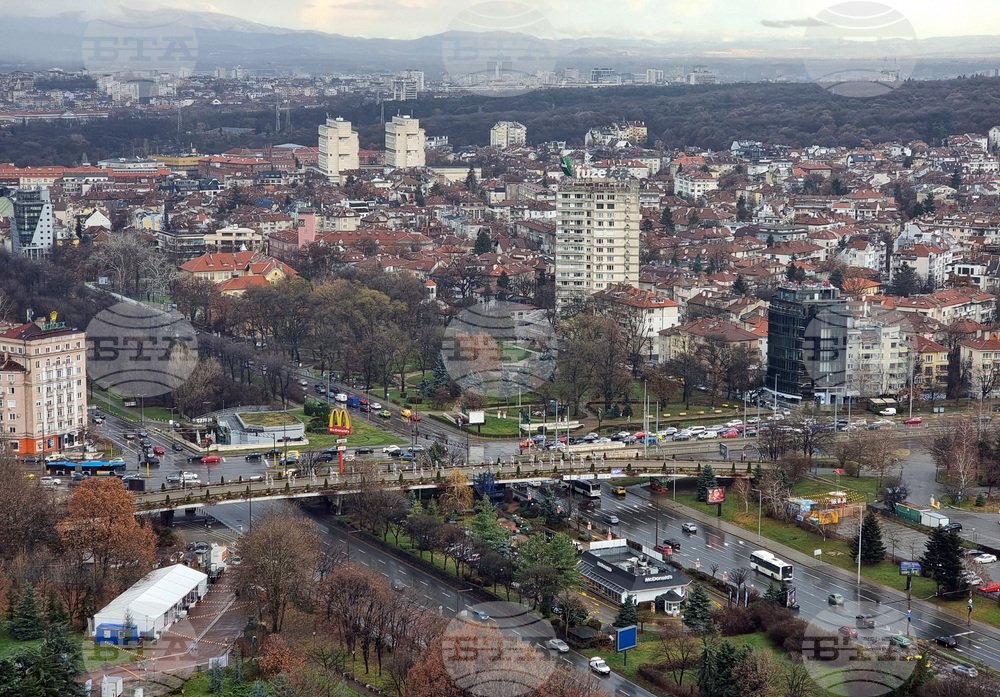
[{"x1": 761, "y1": 17, "x2": 825, "y2": 28}]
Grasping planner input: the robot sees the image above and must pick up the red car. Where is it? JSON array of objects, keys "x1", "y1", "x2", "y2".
[
  {"x1": 152, "y1": 445, "x2": 165, "y2": 455},
  {"x1": 903, "y1": 417, "x2": 923, "y2": 425},
  {"x1": 838, "y1": 626, "x2": 859, "y2": 638},
  {"x1": 979, "y1": 582, "x2": 1000, "y2": 593},
  {"x1": 201, "y1": 455, "x2": 222, "y2": 464},
  {"x1": 653, "y1": 544, "x2": 673, "y2": 555},
  {"x1": 721, "y1": 429, "x2": 740, "y2": 438}
]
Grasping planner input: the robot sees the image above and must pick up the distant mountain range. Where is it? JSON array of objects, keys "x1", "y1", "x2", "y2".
[{"x1": 3, "y1": 9, "x2": 1000, "y2": 80}]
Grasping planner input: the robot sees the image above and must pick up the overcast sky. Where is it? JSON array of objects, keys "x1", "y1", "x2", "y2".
[{"x1": 19, "y1": 0, "x2": 1000, "y2": 41}]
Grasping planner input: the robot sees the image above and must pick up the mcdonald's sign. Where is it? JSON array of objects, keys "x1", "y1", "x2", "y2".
[{"x1": 328, "y1": 408, "x2": 352, "y2": 436}]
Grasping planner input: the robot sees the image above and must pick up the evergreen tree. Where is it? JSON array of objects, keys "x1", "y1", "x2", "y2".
[
  {"x1": 763, "y1": 582, "x2": 785, "y2": 605},
  {"x1": 696, "y1": 464, "x2": 717, "y2": 502},
  {"x1": 785, "y1": 263, "x2": 799, "y2": 282},
  {"x1": 890, "y1": 263, "x2": 921, "y2": 297},
  {"x1": 45, "y1": 591, "x2": 69, "y2": 629},
  {"x1": 612, "y1": 596, "x2": 638, "y2": 628},
  {"x1": 497, "y1": 270, "x2": 510, "y2": 289},
  {"x1": 921, "y1": 526, "x2": 965, "y2": 596},
  {"x1": 853, "y1": 512, "x2": 886, "y2": 565},
  {"x1": 766, "y1": 232, "x2": 775, "y2": 247},
  {"x1": 473, "y1": 228, "x2": 493, "y2": 255},
  {"x1": 732, "y1": 276, "x2": 749, "y2": 296},
  {"x1": 750, "y1": 463, "x2": 764, "y2": 489},
  {"x1": 950, "y1": 169, "x2": 962, "y2": 190},
  {"x1": 829, "y1": 267, "x2": 844, "y2": 288},
  {"x1": 698, "y1": 639, "x2": 752, "y2": 697},
  {"x1": 541, "y1": 171, "x2": 550, "y2": 188},
  {"x1": 923, "y1": 193, "x2": 936, "y2": 214},
  {"x1": 231, "y1": 645, "x2": 245, "y2": 685},
  {"x1": 735, "y1": 194, "x2": 751, "y2": 222},
  {"x1": 683, "y1": 584, "x2": 713, "y2": 634},
  {"x1": 693, "y1": 255, "x2": 703, "y2": 273},
  {"x1": 208, "y1": 664, "x2": 224, "y2": 693},
  {"x1": 414, "y1": 185, "x2": 425, "y2": 207},
  {"x1": 432, "y1": 356, "x2": 451, "y2": 391},
  {"x1": 465, "y1": 166, "x2": 479, "y2": 193},
  {"x1": 831, "y1": 177, "x2": 848, "y2": 196},
  {"x1": 271, "y1": 673, "x2": 295, "y2": 697},
  {"x1": 250, "y1": 680, "x2": 268, "y2": 697},
  {"x1": 661, "y1": 206, "x2": 675, "y2": 232},
  {"x1": 9, "y1": 584, "x2": 44, "y2": 640}
]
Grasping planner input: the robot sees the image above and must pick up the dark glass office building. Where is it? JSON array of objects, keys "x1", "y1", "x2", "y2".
[{"x1": 766, "y1": 283, "x2": 849, "y2": 405}]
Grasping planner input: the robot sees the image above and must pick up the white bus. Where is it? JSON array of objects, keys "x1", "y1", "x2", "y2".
[
  {"x1": 749, "y1": 550, "x2": 793, "y2": 582},
  {"x1": 571, "y1": 479, "x2": 601, "y2": 498}
]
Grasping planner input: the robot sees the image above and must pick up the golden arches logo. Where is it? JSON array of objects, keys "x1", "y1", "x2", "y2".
[{"x1": 328, "y1": 408, "x2": 352, "y2": 436}]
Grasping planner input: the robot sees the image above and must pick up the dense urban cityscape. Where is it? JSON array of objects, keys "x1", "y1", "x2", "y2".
[{"x1": 5, "y1": 3, "x2": 1000, "y2": 697}]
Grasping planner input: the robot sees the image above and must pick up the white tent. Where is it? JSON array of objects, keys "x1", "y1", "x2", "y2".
[{"x1": 93, "y1": 564, "x2": 208, "y2": 642}]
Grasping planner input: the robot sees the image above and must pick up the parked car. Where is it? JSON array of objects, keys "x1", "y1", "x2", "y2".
[
  {"x1": 589, "y1": 657, "x2": 611, "y2": 675},
  {"x1": 547, "y1": 638, "x2": 570, "y2": 653},
  {"x1": 681, "y1": 522, "x2": 697, "y2": 534},
  {"x1": 978, "y1": 582, "x2": 1000, "y2": 593},
  {"x1": 974, "y1": 553, "x2": 998, "y2": 564},
  {"x1": 383, "y1": 445, "x2": 401, "y2": 454},
  {"x1": 953, "y1": 664, "x2": 978, "y2": 678},
  {"x1": 698, "y1": 430, "x2": 718, "y2": 440},
  {"x1": 245, "y1": 452, "x2": 263, "y2": 461},
  {"x1": 941, "y1": 522, "x2": 963, "y2": 532},
  {"x1": 935, "y1": 635, "x2": 959, "y2": 648},
  {"x1": 687, "y1": 426, "x2": 707, "y2": 435},
  {"x1": 720, "y1": 429, "x2": 740, "y2": 438},
  {"x1": 672, "y1": 432, "x2": 691, "y2": 441},
  {"x1": 888, "y1": 635, "x2": 912, "y2": 648},
  {"x1": 903, "y1": 417, "x2": 923, "y2": 425}
]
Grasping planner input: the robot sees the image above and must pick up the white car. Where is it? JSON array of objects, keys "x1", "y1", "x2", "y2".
[
  {"x1": 547, "y1": 638, "x2": 570, "y2": 653},
  {"x1": 659, "y1": 427, "x2": 678, "y2": 436},
  {"x1": 382, "y1": 445, "x2": 401, "y2": 454},
  {"x1": 698, "y1": 430, "x2": 718, "y2": 440},
  {"x1": 39, "y1": 476, "x2": 61, "y2": 486},
  {"x1": 975, "y1": 553, "x2": 998, "y2": 564},
  {"x1": 726, "y1": 419, "x2": 743, "y2": 427},
  {"x1": 589, "y1": 657, "x2": 611, "y2": 675},
  {"x1": 334, "y1": 392, "x2": 348, "y2": 403},
  {"x1": 687, "y1": 426, "x2": 707, "y2": 435}
]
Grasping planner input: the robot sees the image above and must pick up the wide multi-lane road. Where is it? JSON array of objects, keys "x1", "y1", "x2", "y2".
[{"x1": 587, "y1": 482, "x2": 1000, "y2": 671}]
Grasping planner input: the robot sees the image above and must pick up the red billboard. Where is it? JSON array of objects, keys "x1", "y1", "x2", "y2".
[{"x1": 706, "y1": 487, "x2": 726, "y2": 505}]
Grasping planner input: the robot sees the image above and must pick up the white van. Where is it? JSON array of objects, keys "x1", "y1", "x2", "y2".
[
  {"x1": 878, "y1": 408, "x2": 897, "y2": 416},
  {"x1": 687, "y1": 426, "x2": 707, "y2": 435}
]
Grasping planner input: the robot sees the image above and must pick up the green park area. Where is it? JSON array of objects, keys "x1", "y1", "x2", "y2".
[{"x1": 287, "y1": 408, "x2": 403, "y2": 449}]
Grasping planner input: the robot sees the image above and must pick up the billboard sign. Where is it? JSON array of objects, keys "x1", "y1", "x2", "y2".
[
  {"x1": 328, "y1": 408, "x2": 352, "y2": 436},
  {"x1": 615, "y1": 625, "x2": 638, "y2": 652},
  {"x1": 899, "y1": 561, "x2": 922, "y2": 576},
  {"x1": 468, "y1": 410, "x2": 486, "y2": 425},
  {"x1": 706, "y1": 487, "x2": 726, "y2": 505}
]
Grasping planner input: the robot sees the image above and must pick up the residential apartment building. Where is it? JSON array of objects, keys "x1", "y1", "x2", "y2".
[
  {"x1": 913, "y1": 335, "x2": 949, "y2": 393},
  {"x1": 384, "y1": 115, "x2": 425, "y2": 169},
  {"x1": 674, "y1": 171, "x2": 719, "y2": 201},
  {"x1": 594, "y1": 284, "x2": 680, "y2": 362},
  {"x1": 317, "y1": 117, "x2": 359, "y2": 183},
  {"x1": 659, "y1": 318, "x2": 761, "y2": 364},
  {"x1": 959, "y1": 337, "x2": 1000, "y2": 397},
  {"x1": 845, "y1": 315, "x2": 910, "y2": 398},
  {"x1": 179, "y1": 251, "x2": 297, "y2": 295},
  {"x1": 766, "y1": 283, "x2": 849, "y2": 406},
  {"x1": 0, "y1": 314, "x2": 87, "y2": 455},
  {"x1": 554, "y1": 180, "x2": 640, "y2": 311},
  {"x1": 490, "y1": 121, "x2": 527, "y2": 149},
  {"x1": 9, "y1": 187, "x2": 57, "y2": 259}
]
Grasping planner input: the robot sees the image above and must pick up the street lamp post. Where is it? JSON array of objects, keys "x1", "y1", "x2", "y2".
[{"x1": 139, "y1": 394, "x2": 145, "y2": 427}]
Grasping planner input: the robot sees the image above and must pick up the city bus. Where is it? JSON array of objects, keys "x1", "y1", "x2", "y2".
[
  {"x1": 44, "y1": 459, "x2": 127, "y2": 477},
  {"x1": 749, "y1": 550, "x2": 793, "y2": 582},
  {"x1": 570, "y1": 479, "x2": 601, "y2": 498}
]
